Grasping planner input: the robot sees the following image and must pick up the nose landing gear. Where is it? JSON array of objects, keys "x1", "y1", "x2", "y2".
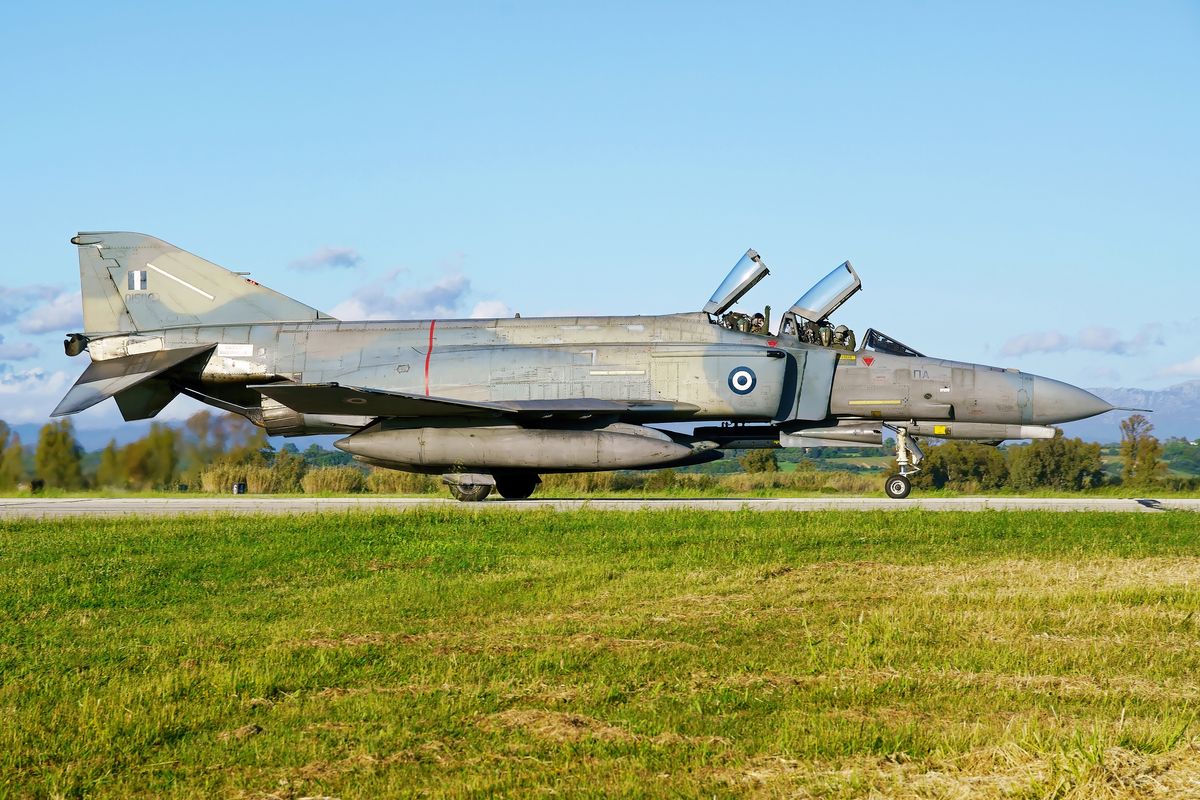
[{"x1": 883, "y1": 424, "x2": 923, "y2": 499}]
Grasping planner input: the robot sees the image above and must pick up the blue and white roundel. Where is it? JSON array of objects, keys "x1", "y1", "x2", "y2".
[{"x1": 728, "y1": 366, "x2": 757, "y2": 395}]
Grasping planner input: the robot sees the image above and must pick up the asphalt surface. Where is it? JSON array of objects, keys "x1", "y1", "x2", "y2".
[{"x1": 1, "y1": 497, "x2": 1197, "y2": 518}]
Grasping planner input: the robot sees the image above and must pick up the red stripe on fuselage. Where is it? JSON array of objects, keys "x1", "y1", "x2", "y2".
[{"x1": 424, "y1": 319, "x2": 436, "y2": 395}]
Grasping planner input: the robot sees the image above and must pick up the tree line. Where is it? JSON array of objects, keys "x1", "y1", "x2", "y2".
[
  {"x1": 0, "y1": 410, "x2": 1188, "y2": 494},
  {"x1": 0, "y1": 411, "x2": 348, "y2": 492},
  {"x1": 736, "y1": 413, "x2": 1183, "y2": 491}
]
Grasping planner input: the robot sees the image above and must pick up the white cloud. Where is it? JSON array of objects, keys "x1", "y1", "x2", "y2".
[
  {"x1": 470, "y1": 300, "x2": 511, "y2": 319},
  {"x1": 0, "y1": 366, "x2": 74, "y2": 423},
  {"x1": 331, "y1": 270, "x2": 482, "y2": 320},
  {"x1": 1000, "y1": 324, "x2": 1163, "y2": 357},
  {"x1": 1159, "y1": 356, "x2": 1200, "y2": 378},
  {"x1": 289, "y1": 246, "x2": 363, "y2": 271},
  {"x1": 998, "y1": 330, "x2": 1070, "y2": 357},
  {"x1": 0, "y1": 285, "x2": 61, "y2": 326},
  {"x1": 0, "y1": 334, "x2": 38, "y2": 361},
  {"x1": 18, "y1": 291, "x2": 83, "y2": 334}
]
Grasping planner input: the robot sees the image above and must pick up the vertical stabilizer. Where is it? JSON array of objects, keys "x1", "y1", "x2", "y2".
[{"x1": 72, "y1": 231, "x2": 334, "y2": 333}]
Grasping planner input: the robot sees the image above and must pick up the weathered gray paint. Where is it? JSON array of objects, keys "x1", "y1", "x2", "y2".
[{"x1": 54, "y1": 232, "x2": 1119, "y2": 491}]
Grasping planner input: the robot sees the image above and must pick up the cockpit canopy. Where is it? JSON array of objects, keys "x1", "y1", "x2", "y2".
[
  {"x1": 788, "y1": 261, "x2": 860, "y2": 323},
  {"x1": 704, "y1": 249, "x2": 769, "y2": 317},
  {"x1": 703, "y1": 250, "x2": 865, "y2": 351}
]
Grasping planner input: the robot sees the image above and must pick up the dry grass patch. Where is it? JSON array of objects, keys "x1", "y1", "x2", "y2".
[
  {"x1": 480, "y1": 709, "x2": 635, "y2": 743},
  {"x1": 716, "y1": 741, "x2": 1200, "y2": 799}
]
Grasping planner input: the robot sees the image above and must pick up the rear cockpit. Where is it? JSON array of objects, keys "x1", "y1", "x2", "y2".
[{"x1": 704, "y1": 250, "x2": 862, "y2": 351}]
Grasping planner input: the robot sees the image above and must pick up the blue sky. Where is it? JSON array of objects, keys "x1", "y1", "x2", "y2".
[{"x1": 1, "y1": 1, "x2": 1197, "y2": 429}]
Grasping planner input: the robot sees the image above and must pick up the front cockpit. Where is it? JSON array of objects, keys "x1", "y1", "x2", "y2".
[{"x1": 704, "y1": 250, "x2": 862, "y2": 351}]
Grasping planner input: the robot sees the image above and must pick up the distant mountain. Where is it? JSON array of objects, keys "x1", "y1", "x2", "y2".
[
  {"x1": 10, "y1": 421, "x2": 341, "y2": 453},
  {"x1": 1061, "y1": 380, "x2": 1200, "y2": 443},
  {"x1": 10, "y1": 422, "x2": 156, "y2": 452}
]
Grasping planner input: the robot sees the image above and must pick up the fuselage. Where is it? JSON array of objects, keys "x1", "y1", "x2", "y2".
[{"x1": 83, "y1": 310, "x2": 1111, "y2": 438}]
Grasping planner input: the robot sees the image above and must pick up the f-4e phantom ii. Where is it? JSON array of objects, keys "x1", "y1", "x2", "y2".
[{"x1": 54, "y1": 232, "x2": 1125, "y2": 500}]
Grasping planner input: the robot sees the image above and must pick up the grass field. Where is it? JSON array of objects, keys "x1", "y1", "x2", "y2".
[{"x1": 3, "y1": 510, "x2": 1200, "y2": 798}]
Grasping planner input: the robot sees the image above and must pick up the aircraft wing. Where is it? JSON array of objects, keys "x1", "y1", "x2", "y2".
[
  {"x1": 251, "y1": 383, "x2": 698, "y2": 420},
  {"x1": 52, "y1": 344, "x2": 217, "y2": 417}
]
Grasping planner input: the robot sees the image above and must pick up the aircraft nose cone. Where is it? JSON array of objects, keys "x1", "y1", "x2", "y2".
[{"x1": 1031, "y1": 376, "x2": 1113, "y2": 423}]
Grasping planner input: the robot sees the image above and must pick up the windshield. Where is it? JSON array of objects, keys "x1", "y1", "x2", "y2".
[
  {"x1": 789, "y1": 261, "x2": 861, "y2": 322},
  {"x1": 703, "y1": 249, "x2": 769, "y2": 316}
]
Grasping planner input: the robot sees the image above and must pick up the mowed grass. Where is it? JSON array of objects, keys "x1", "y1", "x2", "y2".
[{"x1": 3, "y1": 511, "x2": 1200, "y2": 798}]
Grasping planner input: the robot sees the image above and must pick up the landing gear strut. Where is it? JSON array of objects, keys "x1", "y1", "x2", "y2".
[{"x1": 883, "y1": 424, "x2": 924, "y2": 500}]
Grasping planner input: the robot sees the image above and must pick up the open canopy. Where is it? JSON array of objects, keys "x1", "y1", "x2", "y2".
[
  {"x1": 788, "y1": 261, "x2": 861, "y2": 322},
  {"x1": 703, "y1": 249, "x2": 769, "y2": 316}
]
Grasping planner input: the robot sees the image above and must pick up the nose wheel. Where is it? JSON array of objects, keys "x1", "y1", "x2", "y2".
[
  {"x1": 884, "y1": 474, "x2": 911, "y2": 499},
  {"x1": 883, "y1": 424, "x2": 923, "y2": 500}
]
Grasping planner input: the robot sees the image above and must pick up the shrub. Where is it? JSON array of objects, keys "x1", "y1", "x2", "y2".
[
  {"x1": 1008, "y1": 437, "x2": 1105, "y2": 491},
  {"x1": 912, "y1": 441, "x2": 1008, "y2": 490},
  {"x1": 739, "y1": 449, "x2": 779, "y2": 473},
  {"x1": 199, "y1": 464, "x2": 253, "y2": 493},
  {"x1": 366, "y1": 469, "x2": 440, "y2": 494},
  {"x1": 540, "y1": 472, "x2": 617, "y2": 493},
  {"x1": 302, "y1": 466, "x2": 367, "y2": 494}
]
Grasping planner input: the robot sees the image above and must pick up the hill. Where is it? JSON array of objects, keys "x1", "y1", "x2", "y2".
[{"x1": 1061, "y1": 380, "x2": 1200, "y2": 442}]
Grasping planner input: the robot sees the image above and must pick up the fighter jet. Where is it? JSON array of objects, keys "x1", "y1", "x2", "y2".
[{"x1": 53, "y1": 232, "x2": 1122, "y2": 500}]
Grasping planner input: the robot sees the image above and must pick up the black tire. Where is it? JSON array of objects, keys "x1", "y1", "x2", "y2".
[
  {"x1": 495, "y1": 474, "x2": 539, "y2": 500},
  {"x1": 884, "y1": 474, "x2": 911, "y2": 500},
  {"x1": 449, "y1": 483, "x2": 492, "y2": 502}
]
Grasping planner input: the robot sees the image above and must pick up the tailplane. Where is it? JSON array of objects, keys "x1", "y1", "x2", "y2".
[{"x1": 72, "y1": 231, "x2": 334, "y2": 333}]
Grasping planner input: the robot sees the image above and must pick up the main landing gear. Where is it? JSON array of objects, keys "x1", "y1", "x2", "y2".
[
  {"x1": 448, "y1": 483, "x2": 491, "y2": 502},
  {"x1": 444, "y1": 473, "x2": 542, "y2": 502},
  {"x1": 494, "y1": 474, "x2": 540, "y2": 500},
  {"x1": 883, "y1": 425, "x2": 924, "y2": 500}
]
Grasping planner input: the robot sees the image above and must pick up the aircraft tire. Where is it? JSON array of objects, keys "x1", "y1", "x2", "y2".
[
  {"x1": 884, "y1": 474, "x2": 911, "y2": 499},
  {"x1": 495, "y1": 474, "x2": 539, "y2": 500},
  {"x1": 449, "y1": 483, "x2": 492, "y2": 502}
]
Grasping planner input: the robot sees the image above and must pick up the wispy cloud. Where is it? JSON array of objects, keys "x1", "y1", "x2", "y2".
[
  {"x1": 999, "y1": 324, "x2": 1163, "y2": 357},
  {"x1": 0, "y1": 285, "x2": 60, "y2": 326},
  {"x1": 1159, "y1": 356, "x2": 1200, "y2": 378},
  {"x1": 0, "y1": 366, "x2": 73, "y2": 423},
  {"x1": 470, "y1": 300, "x2": 511, "y2": 319},
  {"x1": 330, "y1": 270, "x2": 472, "y2": 320},
  {"x1": 289, "y1": 246, "x2": 363, "y2": 271},
  {"x1": 0, "y1": 334, "x2": 37, "y2": 361},
  {"x1": 19, "y1": 291, "x2": 83, "y2": 335}
]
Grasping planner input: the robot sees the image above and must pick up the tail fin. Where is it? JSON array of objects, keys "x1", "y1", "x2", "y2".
[{"x1": 72, "y1": 231, "x2": 334, "y2": 333}]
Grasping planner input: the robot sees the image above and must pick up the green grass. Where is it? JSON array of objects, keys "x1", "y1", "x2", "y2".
[{"x1": 3, "y1": 510, "x2": 1200, "y2": 797}]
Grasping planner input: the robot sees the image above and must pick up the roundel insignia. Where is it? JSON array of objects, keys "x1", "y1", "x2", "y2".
[{"x1": 728, "y1": 366, "x2": 756, "y2": 395}]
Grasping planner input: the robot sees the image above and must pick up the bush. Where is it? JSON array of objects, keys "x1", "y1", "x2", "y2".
[
  {"x1": 1008, "y1": 437, "x2": 1105, "y2": 491},
  {"x1": 366, "y1": 469, "x2": 440, "y2": 494},
  {"x1": 540, "y1": 472, "x2": 618, "y2": 493},
  {"x1": 644, "y1": 469, "x2": 678, "y2": 491},
  {"x1": 721, "y1": 469, "x2": 877, "y2": 494},
  {"x1": 302, "y1": 466, "x2": 367, "y2": 494},
  {"x1": 912, "y1": 441, "x2": 1008, "y2": 490},
  {"x1": 739, "y1": 449, "x2": 779, "y2": 473},
  {"x1": 199, "y1": 459, "x2": 308, "y2": 494},
  {"x1": 200, "y1": 464, "x2": 253, "y2": 493}
]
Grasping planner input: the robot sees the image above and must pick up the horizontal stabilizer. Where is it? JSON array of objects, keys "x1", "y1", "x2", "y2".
[
  {"x1": 51, "y1": 344, "x2": 216, "y2": 417},
  {"x1": 252, "y1": 383, "x2": 698, "y2": 420}
]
